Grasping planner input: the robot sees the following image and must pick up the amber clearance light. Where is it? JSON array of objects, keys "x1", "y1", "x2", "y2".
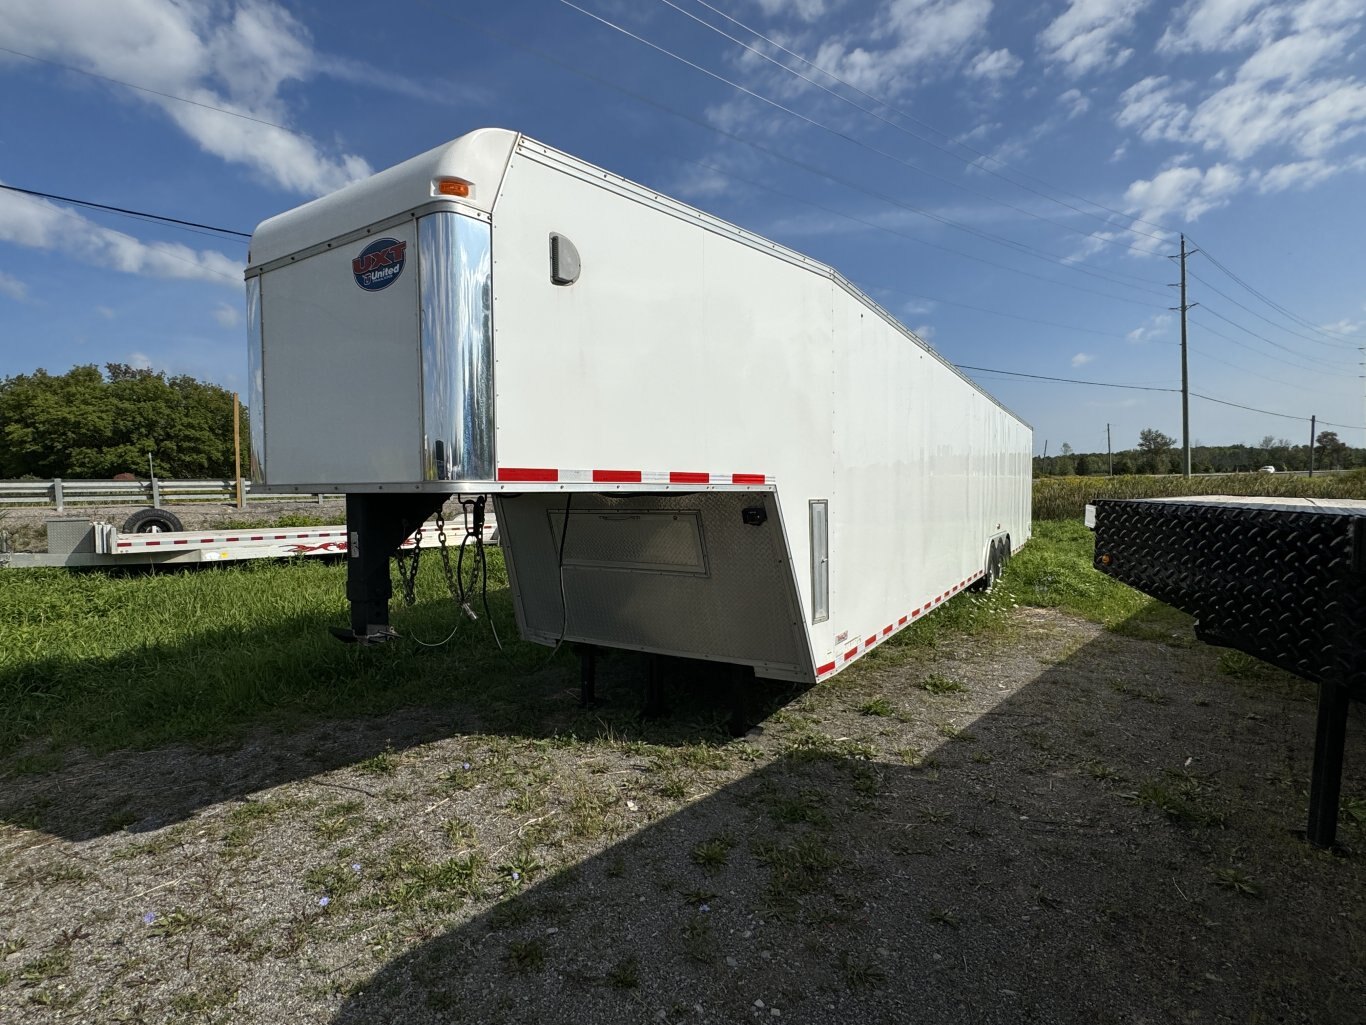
[{"x1": 435, "y1": 177, "x2": 472, "y2": 198}]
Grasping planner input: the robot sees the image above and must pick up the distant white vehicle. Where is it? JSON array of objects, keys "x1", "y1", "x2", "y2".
[{"x1": 1258, "y1": 465, "x2": 1277, "y2": 473}]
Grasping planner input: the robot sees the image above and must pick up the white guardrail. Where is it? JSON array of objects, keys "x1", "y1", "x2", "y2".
[{"x1": 0, "y1": 479, "x2": 337, "y2": 510}]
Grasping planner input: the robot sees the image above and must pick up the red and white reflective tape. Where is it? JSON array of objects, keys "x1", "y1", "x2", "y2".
[
  {"x1": 115, "y1": 530, "x2": 348, "y2": 550},
  {"x1": 496, "y1": 467, "x2": 772, "y2": 486},
  {"x1": 814, "y1": 568, "x2": 987, "y2": 680}
]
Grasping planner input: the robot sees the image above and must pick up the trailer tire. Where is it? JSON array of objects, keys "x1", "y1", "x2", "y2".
[{"x1": 122, "y1": 507, "x2": 184, "y2": 534}]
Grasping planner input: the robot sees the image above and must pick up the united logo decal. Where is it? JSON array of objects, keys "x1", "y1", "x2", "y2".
[{"x1": 352, "y1": 237, "x2": 407, "y2": 291}]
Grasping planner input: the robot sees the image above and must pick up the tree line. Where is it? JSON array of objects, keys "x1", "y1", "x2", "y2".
[
  {"x1": 0, "y1": 364, "x2": 247, "y2": 479},
  {"x1": 1035, "y1": 427, "x2": 1359, "y2": 477}
]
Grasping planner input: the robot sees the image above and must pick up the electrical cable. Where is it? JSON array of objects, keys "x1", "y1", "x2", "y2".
[
  {"x1": 559, "y1": 0, "x2": 1173, "y2": 298},
  {"x1": 1194, "y1": 305, "x2": 1357, "y2": 370},
  {"x1": 0, "y1": 44, "x2": 297, "y2": 135},
  {"x1": 0, "y1": 184, "x2": 251, "y2": 241},
  {"x1": 1188, "y1": 270, "x2": 1359, "y2": 352},
  {"x1": 955, "y1": 364, "x2": 1365, "y2": 430},
  {"x1": 656, "y1": 0, "x2": 1170, "y2": 259},
  {"x1": 418, "y1": 2, "x2": 1175, "y2": 313},
  {"x1": 680, "y1": 0, "x2": 1177, "y2": 241},
  {"x1": 1187, "y1": 315, "x2": 1356, "y2": 376},
  {"x1": 1191, "y1": 238, "x2": 1357, "y2": 344}
]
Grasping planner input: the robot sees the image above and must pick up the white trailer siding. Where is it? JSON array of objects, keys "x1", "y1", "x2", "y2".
[
  {"x1": 247, "y1": 128, "x2": 1031, "y2": 684},
  {"x1": 485, "y1": 141, "x2": 1029, "y2": 678}
]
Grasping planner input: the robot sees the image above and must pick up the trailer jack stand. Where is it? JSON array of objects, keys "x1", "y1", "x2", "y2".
[
  {"x1": 334, "y1": 493, "x2": 448, "y2": 644},
  {"x1": 577, "y1": 645, "x2": 597, "y2": 708},
  {"x1": 329, "y1": 625, "x2": 400, "y2": 646}
]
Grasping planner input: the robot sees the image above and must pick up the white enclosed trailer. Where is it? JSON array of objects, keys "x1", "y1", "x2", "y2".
[{"x1": 246, "y1": 129, "x2": 1031, "y2": 683}]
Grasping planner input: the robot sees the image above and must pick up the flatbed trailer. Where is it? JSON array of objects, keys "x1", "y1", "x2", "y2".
[
  {"x1": 0, "y1": 513, "x2": 496, "y2": 569},
  {"x1": 1088, "y1": 496, "x2": 1366, "y2": 848}
]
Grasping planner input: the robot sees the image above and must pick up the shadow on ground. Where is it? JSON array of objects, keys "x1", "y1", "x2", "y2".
[
  {"x1": 0, "y1": 596, "x2": 803, "y2": 841},
  {"x1": 325, "y1": 610, "x2": 1366, "y2": 1025}
]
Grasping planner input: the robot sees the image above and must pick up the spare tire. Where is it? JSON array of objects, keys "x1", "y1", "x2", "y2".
[{"x1": 122, "y1": 507, "x2": 184, "y2": 534}]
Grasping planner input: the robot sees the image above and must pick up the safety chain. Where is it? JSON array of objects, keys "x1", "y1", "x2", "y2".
[{"x1": 396, "y1": 523, "x2": 423, "y2": 606}]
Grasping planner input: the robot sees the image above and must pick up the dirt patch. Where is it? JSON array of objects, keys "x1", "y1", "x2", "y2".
[{"x1": 0, "y1": 609, "x2": 1363, "y2": 1024}]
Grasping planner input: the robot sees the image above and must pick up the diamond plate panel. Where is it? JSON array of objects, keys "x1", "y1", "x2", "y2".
[
  {"x1": 499, "y1": 492, "x2": 809, "y2": 672},
  {"x1": 1091, "y1": 499, "x2": 1366, "y2": 696}
]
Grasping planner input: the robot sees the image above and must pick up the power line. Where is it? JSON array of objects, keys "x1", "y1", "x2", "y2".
[
  {"x1": 0, "y1": 45, "x2": 296, "y2": 135},
  {"x1": 559, "y1": 0, "x2": 1172, "y2": 298},
  {"x1": 956, "y1": 364, "x2": 1364, "y2": 430},
  {"x1": 679, "y1": 0, "x2": 1176, "y2": 242},
  {"x1": 1191, "y1": 238, "x2": 1353, "y2": 344},
  {"x1": 653, "y1": 0, "x2": 1167, "y2": 262},
  {"x1": 1188, "y1": 269, "x2": 1358, "y2": 351},
  {"x1": 0, "y1": 183, "x2": 251, "y2": 241},
  {"x1": 423, "y1": 3, "x2": 1175, "y2": 312},
  {"x1": 1195, "y1": 304, "x2": 1356, "y2": 370},
  {"x1": 1188, "y1": 315, "x2": 1348, "y2": 376}
]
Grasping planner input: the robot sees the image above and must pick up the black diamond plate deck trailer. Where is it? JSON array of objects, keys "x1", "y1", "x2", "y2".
[{"x1": 1088, "y1": 496, "x2": 1366, "y2": 849}]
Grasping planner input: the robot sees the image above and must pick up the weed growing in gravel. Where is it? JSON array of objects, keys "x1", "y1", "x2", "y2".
[
  {"x1": 690, "y1": 834, "x2": 735, "y2": 871},
  {"x1": 858, "y1": 697, "x2": 895, "y2": 717},
  {"x1": 838, "y1": 950, "x2": 887, "y2": 988},
  {"x1": 608, "y1": 954, "x2": 641, "y2": 988},
  {"x1": 765, "y1": 789, "x2": 832, "y2": 829},
  {"x1": 1212, "y1": 867, "x2": 1262, "y2": 897},
  {"x1": 936, "y1": 723, "x2": 976, "y2": 742},
  {"x1": 357, "y1": 747, "x2": 399, "y2": 776},
  {"x1": 681, "y1": 918, "x2": 717, "y2": 964},
  {"x1": 926, "y1": 908, "x2": 960, "y2": 928},
  {"x1": 504, "y1": 939, "x2": 545, "y2": 973},
  {"x1": 919, "y1": 673, "x2": 965, "y2": 695},
  {"x1": 1130, "y1": 774, "x2": 1228, "y2": 828},
  {"x1": 753, "y1": 835, "x2": 842, "y2": 903}
]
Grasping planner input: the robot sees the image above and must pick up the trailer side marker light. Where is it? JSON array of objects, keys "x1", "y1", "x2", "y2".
[
  {"x1": 1100, "y1": 553, "x2": 1112, "y2": 565},
  {"x1": 435, "y1": 177, "x2": 471, "y2": 197}
]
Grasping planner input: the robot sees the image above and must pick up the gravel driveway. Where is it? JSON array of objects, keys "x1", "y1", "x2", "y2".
[{"x1": 1, "y1": 607, "x2": 1363, "y2": 1024}]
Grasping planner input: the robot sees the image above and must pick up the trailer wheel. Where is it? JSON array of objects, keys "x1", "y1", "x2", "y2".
[{"x1": 122, "y1": 507, "x2": 184, "y2": 534}]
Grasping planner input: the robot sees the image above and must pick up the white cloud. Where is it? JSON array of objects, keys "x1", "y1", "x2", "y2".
[
  {"x1": 0, "y1": 271, "x2": 27, "y2": 301},
  {"x1": 95, "y1": 306, "x2": 116, "y2": 319},
  {"x1": 212, "y1": 302, "x2": 242, "y2": 327},
  {"x1": 1320, "y1": 318, "x2": 1364, "y2": 335},
  {"x1": 1059, "y1": 88, "x2": 1090, "y2": 118},
  {"x1": 128, "y1": 352, "x2": 153, "y2": 370},
  {"x1": 913, "y1": 323, "x2": 936, "y2": 340},
  {"x1": 0, "y1": 186, "x2": 241, "y2": 286},
  {"x1": 966, "y1": 48, "x2": 1022, "y2": 81},
  {"x1": 1127, "y1": 313, "x2": 1174, "y2": 343},
  {"x1": 799, "y1": 0, "x2": 992, "y2": 95},
  {"x1": 1123, "y1": 162, "x2": 1243, "y2": 226},
  {"x1": 1115, "y1": 3, "x2": 1366, "y2": 165},
  {"x1": 754, "y1": 0, "x2": 832, "y2": 21},
  {"x1": 1116, "y1": 77, "x2": 1191, "y2": 142},
  {"x1": 1158, "y1": 0, "x2": 1281, "y2": 53},
  {"x1": 1038, "y1": 0, "x2": 1150, "y2": 77},
  {"x1": 1254, "y1": 155, "x2": 1366, "y2": 191},
  {"x1": 1071, "y1": 352, "x2": 1095, "y2": 366},
  {"x1": 0, "y1": 0, "x2": 371, "y2": 196}
]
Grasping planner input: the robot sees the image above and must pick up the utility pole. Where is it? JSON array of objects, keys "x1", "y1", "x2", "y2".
[
  {"x1": 233, "y1": 392, "x2": 245, "y2": 510},
  {"x1": 1309, "y1": 415, "x2": 1316, "y2": 477},
  {"x1": 1169, "y1": 235, "x2": 1197, "y2": 478},
  {"x1": 1107, "y1": 423, "x2": 1113, "y2": 476}
]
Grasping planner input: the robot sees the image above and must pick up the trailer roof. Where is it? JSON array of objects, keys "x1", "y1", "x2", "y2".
[{"x1": 247, "y1": 128, "x2": 1029, "y2": 429}]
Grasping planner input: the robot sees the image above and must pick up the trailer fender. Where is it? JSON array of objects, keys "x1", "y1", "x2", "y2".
[{"x1": 971, "y1": 531, "x2": 1011, "y2": 592}]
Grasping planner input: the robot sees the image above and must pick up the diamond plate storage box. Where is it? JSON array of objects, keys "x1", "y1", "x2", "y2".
[{"x1": 1090, "y1": 496, "x2": 1366, "y2": 848}]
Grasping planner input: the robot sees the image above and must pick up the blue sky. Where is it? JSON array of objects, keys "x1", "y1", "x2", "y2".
[{"x1": 2, "y1": 0, "x2": 1364, "y2": 455}]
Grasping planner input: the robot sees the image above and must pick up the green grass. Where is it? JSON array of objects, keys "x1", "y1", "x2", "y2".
[
  {"x1": 1033, "y1": 469, "x2": 1366, "y2": 521},
  {"x1": 0, "y1": 551, "x2": 566, "y2": 757},
  {"x1": 0, "y1": 517, "x2": 1183, "y2": 764}
]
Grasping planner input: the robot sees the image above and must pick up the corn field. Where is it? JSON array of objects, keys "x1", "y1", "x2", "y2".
[{"x1": 1033, "y1": 470, "x2": 1366, "y2": 520}]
